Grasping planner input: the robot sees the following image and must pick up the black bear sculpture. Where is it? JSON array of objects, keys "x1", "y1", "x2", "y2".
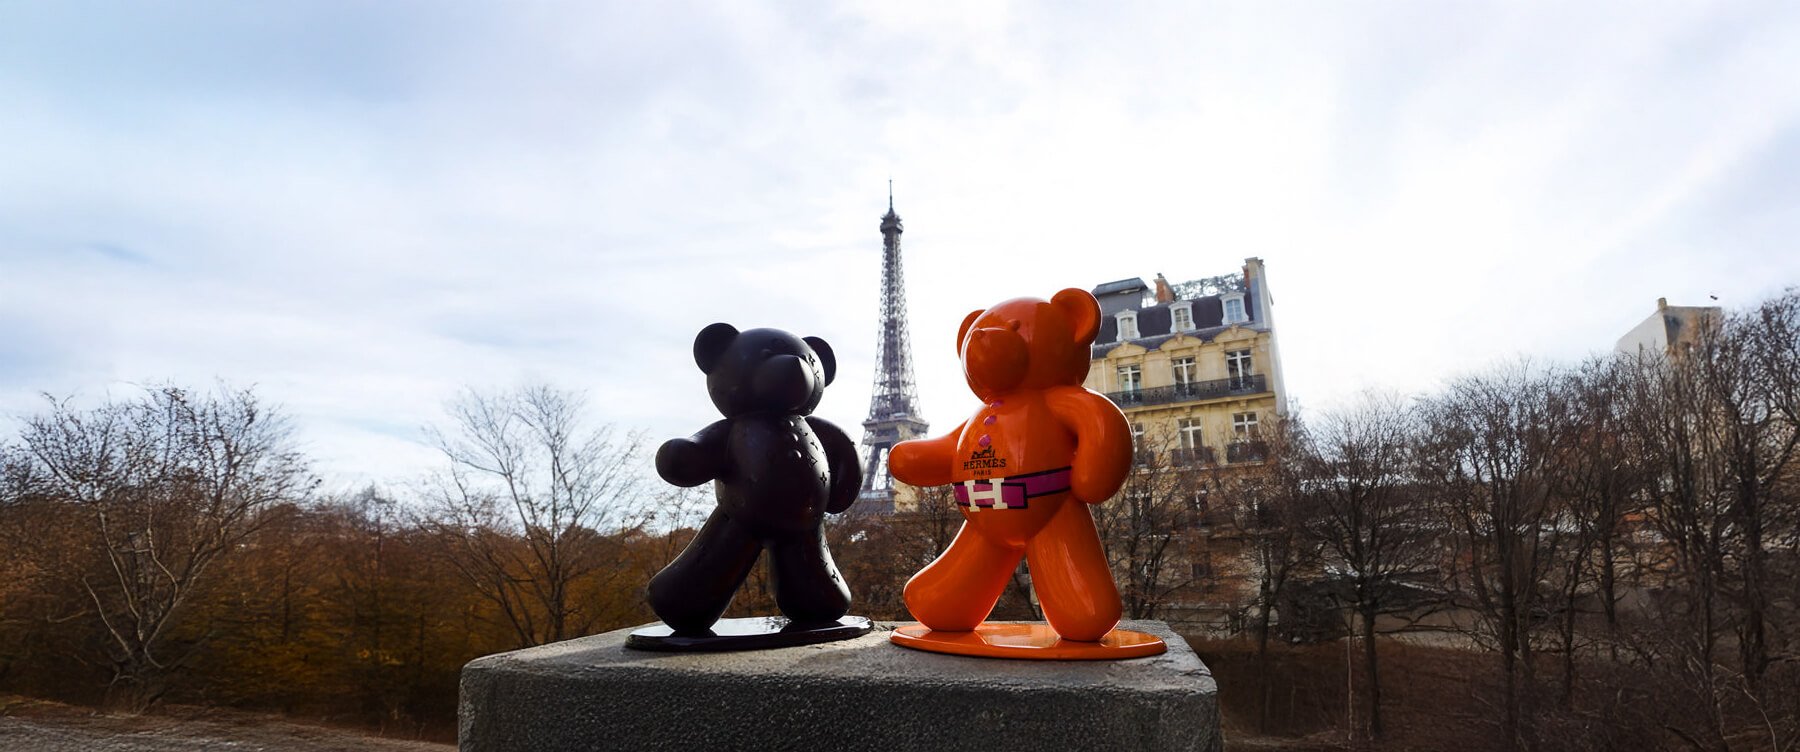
[{"x1": 633, "y1": 323, "x2": 867, "y2": 649}]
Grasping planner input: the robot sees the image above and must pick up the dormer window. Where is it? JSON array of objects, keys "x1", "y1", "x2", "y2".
[
  {"x1": 1170, "y1": 301, "x2": 1195, "y2": 331},
  {"x1": 1222, "y1": 292, "x2": 1247, "y2": 325},
  {"x1": 1115, "y1": 311, "x2": 1139, "y2": 341}
]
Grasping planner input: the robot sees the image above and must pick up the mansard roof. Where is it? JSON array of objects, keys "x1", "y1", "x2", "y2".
[{"x1": 1091, "y1": 293, "x2": 1253, "y2": 358}]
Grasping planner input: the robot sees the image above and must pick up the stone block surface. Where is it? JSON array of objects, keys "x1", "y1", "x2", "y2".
[{"x1": 459, "y1": 620, "x2": 1221, "y2": 752}]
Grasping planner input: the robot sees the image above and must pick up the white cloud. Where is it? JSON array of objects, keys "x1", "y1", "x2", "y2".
[{"x1": 1, "y1": 1, "x2": 1797, "y2": 488}]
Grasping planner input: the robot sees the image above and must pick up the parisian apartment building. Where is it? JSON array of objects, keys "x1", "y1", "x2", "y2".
[
  {"x1": 1084, "y1": 258, "x2": 1291, "y2": 632},
  {"x1": 1085, "y1": 258, "x2": 1289, "y2": 470}
]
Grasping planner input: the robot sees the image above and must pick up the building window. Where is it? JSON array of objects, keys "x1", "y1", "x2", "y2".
[
  {"x1": 1171, "y1": 356, "x2": 1195, "y2": 386},
  {"x1": 1172, "y1": 417, "x2": 1210, "y2": 466},
  {"x1": 1222, "y1": 293, "x2": 1247, "y2": 324},
  {"x1": 1117, "y1": 364, "x2": 1141, "y2": 394},
  {"x1": 1170, "y1": 301, "x2": 1195, "y2": 331},
  {"x1": 1131, "y1": 422, "x2": 1154, "y2": 466},
  {"x1": 1116, "y1": 311, "x2": 1139, "y2": 341},
  {"x1": 1226, "y1": 349, "x2": 1252, "y2": 388},
  {"x1": 1228, "y1": 412, "x2": 1265, "y2": 464},
  {"x1": 1233, "y1": 412, "x2": 1259, "y2": 439},
  {"x1": 1178, "y1": 417, "x2": 1203, "y2": 449}
]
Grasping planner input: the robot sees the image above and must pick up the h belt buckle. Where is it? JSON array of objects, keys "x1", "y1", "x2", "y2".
[{"x1": 963, "y1": 477, "x2": 1008, "y2": 511}]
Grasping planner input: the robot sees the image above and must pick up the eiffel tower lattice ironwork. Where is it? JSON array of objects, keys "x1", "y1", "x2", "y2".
[{"x1": 858, "y1": 185, "x2": 929, "y2": 513}]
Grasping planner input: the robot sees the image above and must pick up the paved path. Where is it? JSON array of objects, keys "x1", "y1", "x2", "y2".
[{"x1": 0, "y1": 713, "x2": 452, "y2": 751}]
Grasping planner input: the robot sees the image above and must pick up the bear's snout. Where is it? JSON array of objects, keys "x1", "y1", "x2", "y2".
[
  {"x1": 962, "y1": 326, "x2": 1030, "y2": 395},
  {"x1": 752, "y1": 353, "x2": 815, "y2": 411}
]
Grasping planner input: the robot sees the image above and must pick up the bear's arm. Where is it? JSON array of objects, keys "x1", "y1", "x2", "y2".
[
  {"x1": 1045, "y1": 386, "x2": 1133, "y2": 504},
  {"x1": 805, "y1": 416, "x2": 864, "y2": 514},
  {"x1": 889, "y1": 420, "x2": 968, "y2": 488},
  {"x1": 656, "y1": 420, "x2": 730, "y2": 487}
]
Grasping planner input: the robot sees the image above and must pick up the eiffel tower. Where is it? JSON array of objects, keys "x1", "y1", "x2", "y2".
[{"x1": 858, "y1": 184, "x2": 929, "y2": 513}]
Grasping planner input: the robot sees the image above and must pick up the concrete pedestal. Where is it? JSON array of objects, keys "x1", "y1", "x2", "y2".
[{"x1": 459, "y1": 620, "x2": 1221, "y2": 752}]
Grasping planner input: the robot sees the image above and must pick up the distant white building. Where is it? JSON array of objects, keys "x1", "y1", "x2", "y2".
[{"x1": 1616, "y1": 297, "x2": 1721, "y2": 357}]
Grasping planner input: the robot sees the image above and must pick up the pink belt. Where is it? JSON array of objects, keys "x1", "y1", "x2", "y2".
[{"x1": 951, "y1": 467, "x2": 1073, "y2": 510}]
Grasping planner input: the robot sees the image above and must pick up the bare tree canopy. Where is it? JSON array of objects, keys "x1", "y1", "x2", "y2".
[
  {"x1": 16, "y1": 385, "x2": 312, "y2": 710},
  {"x1": 419, "y1": 384, "x2": 649, "y2": 647},
  {"x1": 1093, "y1": 428, "x2": 1213, "y2": 623},
  {"x1": 1294, "y1": 391, "x2": 1437, "y2": 739},
  {"x1": 1416, "y1": 363, "x2": 1570, "y2": 749}
]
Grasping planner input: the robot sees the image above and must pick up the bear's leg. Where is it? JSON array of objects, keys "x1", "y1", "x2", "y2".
[
  {"x1": 1026, "y1": 498, "x2": 1122, "y2": 641},
  {"x1": 903, "y1": 522, "x2": 1023, "y2": 632},
  {"x1": 767, "y1": 526, "x2": 851, "y2": 626},
  {"x1": 647, "y1": 511, "x2": 762, "y2": 634}
]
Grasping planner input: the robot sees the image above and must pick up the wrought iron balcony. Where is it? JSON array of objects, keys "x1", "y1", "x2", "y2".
[
  {"x1": 1169, "y1": 447, "x2": 1217, "y2": 466},
  {"x1": 1105, "y1": 373, "x2": 1268, "y2": 409},
  {"x1": 1226, "y1": 440, "x2": 1269, "y2": 464}
]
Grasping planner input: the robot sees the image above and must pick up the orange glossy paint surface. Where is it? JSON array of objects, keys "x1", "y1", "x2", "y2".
[
  {"x1": 889, "y1": 623, "x2": 1167, "y2": 661},
  {"x1": 890, "y1": 288, "x2": 1134, "y2": 643}
]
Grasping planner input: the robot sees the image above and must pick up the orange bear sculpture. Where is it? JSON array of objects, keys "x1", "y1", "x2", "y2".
[{"x1": 890, "y1": 288, "x2": 1134, "y2": 642}]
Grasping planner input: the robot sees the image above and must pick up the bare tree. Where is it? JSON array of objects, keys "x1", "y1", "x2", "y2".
[
  {"x1": 1417, "y1": 364, "x2": 1570, "y2": 751},
  {"x1": 641, "y1": 485, "x2": 711, "y2": 570},
  {"x1": 0, "y1": 443, "x2": 34, "y2": 499},
  {"x1": 1295, "y1": 392, "x2": 1437, "y2": 739},
  {"x1": 0, "y1": 442, "x2": 38, "y2": 546},
  {"x1": 317, "y1": 486, "x2": 410, "y2": 722},
  {"x1": 826, "y1": 483, "x2": 1048, "y2": 622},
  {"x1": 1092, "y1": 430, "x2": 1212, "y2": 622},
  {"x1": 0, "y1": 443, "x2": 43, "y2": 683},
  {"x1": 883, "y1": 484, "x2": 965, "y2": 589},
  {"x1": 1597, "y1": 292, "x2": 1800, "y2": 747},
  {"x1": 821, "y1": 485, "x2": 963, "y2": 620},
  {"x1": 1218, "y1": 417, "x2": 1321, "y2": 734},
  {"x1": 908, "y1": 484, "x2": 965, "y2": 571},
  {"x1": 419, "y1": 384, "x2": 647, "y2": 648},
  {"x1": 1708, "y1": 291, "x2": 1800, "y2": 688},
  {"x1": 18, "y1": 385, "x2": 311, "y2": 710},
  {"x1": 1616, "y1": 333, "x2": 1751, "y2": 748},
  {"x1": 1540, "y1": 357, "x2": 1646, "y2": 701}
]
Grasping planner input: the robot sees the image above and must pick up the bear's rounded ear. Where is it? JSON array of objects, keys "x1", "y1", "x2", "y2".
[
  {"x1": 1050, "y1": 288, "x2": 1101, "y2": 344},
  {"x1": 955, "y1": 309, "x2": 983, "y2": 356},
  {"x1": 693, "y1": 323, "x2": 739, "y2": 373},
  {"x1": 803, "y1": 336, "x2": 836, "y2": 386}
]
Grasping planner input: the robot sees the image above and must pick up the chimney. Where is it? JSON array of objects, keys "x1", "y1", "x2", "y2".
[
  {"x1": 1657, "y1": 297, "x2": 1668, "y2": 311},
  {"x1": 1153, "y1": 273, "x2": 1175, "y2": 304}
]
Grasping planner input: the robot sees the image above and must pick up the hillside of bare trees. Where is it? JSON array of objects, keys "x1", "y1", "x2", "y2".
[
  {"x1": 1, "y1": 288, "x2": 1795, "y2": 751},
  {"x1": 0, "y1": 384, "x2": 1035, "y2": 740}
]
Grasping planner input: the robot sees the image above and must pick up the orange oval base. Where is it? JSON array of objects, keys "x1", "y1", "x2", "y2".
[{"x1": 890, "y1": 622, "x2": 1167, "y2": 660}]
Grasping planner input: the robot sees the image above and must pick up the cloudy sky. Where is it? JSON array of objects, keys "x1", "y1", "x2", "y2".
[{"x1": 3, "y1": 2, "x2": 1797, "y2": 490}]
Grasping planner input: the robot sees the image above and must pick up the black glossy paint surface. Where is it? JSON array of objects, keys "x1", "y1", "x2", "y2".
[{"x1": 641, "y1": 324, "x2": 864, "y2": 641}]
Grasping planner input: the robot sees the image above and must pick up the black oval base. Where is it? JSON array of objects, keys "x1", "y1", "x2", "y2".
[{"x1": 626, "y1": 615, "x2": 872, "y2": 652}]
